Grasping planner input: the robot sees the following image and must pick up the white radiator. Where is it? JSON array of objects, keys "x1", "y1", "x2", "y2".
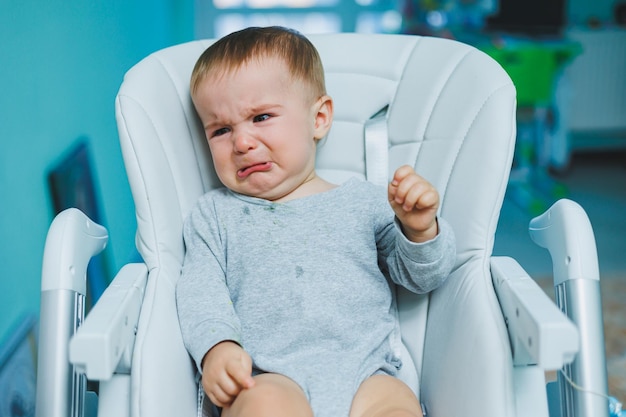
[{"x1": 564, "y1": 28, "x2": 626, "y2": 131}]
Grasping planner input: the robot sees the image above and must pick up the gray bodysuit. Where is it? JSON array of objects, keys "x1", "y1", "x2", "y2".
[{"x1": 176, "y1": 178, "x2": 456, "y2": 417}]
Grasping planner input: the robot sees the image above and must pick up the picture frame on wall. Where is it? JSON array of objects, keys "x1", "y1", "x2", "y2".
[{"x1": 0, "y1": 315, "x2": 37, "y2": 417}]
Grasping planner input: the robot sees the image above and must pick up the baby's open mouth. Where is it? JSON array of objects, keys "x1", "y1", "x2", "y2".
[{"x1": 237, "y1": 162, "x2": 273, "y2": 178}]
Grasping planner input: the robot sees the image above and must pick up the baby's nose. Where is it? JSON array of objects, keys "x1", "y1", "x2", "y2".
[{"x1": 233, "y1": 131, "x2": 257, "y2": 153}]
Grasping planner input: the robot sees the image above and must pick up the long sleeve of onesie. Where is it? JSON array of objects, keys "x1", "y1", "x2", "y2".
[{"x1": 176, "y1": 195, "x2": 244, "y2": 370}]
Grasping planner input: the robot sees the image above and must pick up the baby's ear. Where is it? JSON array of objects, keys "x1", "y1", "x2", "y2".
[{"x1": 313, "y1": 95, "x2": 333, "y2": 140}]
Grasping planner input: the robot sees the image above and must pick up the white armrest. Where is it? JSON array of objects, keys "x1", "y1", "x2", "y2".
[
  {"x1": 491, "y1": 256, "x2": 579, "y2": 370},
  {"x1": 69, "y1": 263, "x2": 148, "y2": 380}
]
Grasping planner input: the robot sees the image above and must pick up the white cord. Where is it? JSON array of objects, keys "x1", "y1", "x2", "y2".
[
  {"x1": 559, "y1": 369, "x2": 611, "y2": 401},
  {"x1": 559, "y1": 369, "x2": 625, "y2": 416}
]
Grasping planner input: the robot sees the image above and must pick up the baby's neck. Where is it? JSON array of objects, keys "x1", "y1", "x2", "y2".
[{"x1": 273, "y1": 176, "x2": 337, "y2": 203}]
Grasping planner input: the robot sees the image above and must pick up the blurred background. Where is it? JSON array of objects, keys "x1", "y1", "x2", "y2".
[{"x1": 0, "y1": 0, "x2": 624, "y2": 414}]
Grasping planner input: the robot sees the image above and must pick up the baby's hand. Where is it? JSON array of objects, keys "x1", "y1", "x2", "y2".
[
  {"x1": 201, "y1": 341, "x2": 255, "y2": 408},
  {"x1": 388, "y1": 165, "x2": 439, "y2": 243}
]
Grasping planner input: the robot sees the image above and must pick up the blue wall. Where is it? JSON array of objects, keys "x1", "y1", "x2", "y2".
[
  {"x1": 0, "y1": 0, "x2": 193, "y2": 341},
  {"x1": 0, "y1": 0, "x2": 619, "y2": 344},
  {"x1": 568, "y1": 0, "x2": 621, "y2": 25}
]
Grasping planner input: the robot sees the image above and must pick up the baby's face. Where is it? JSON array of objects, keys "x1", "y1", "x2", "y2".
[{"x1": 193, "y1": 57, "x2": 330, "y2": 202}]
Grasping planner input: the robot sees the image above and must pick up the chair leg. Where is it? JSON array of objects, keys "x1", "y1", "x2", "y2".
[
  {"x1": 35, "y1": 208, "x2": 108, "y2": 417},
  {"x1": 529, "y1": 199, "x2": 610, "y2": 417},
  {"x1": 555, "y1": 279, "x2": 609, "y2": 417}
]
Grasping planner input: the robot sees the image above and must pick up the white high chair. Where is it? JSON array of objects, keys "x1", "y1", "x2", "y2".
[{"x1": 36, "y1": 33, "x2": 610, "y2": 417}]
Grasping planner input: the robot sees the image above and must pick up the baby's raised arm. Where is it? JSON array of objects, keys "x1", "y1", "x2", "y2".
[
  {"x1": 387, "y1": 165, "x2": 440, "y2": 243},
  {"x1": 201, "y1": 341, "x2": 256, "y2": 408}
]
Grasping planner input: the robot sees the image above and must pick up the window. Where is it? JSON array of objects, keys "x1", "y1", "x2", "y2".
[{"x1": 194, "y1": 0, "x2": 404, "y2": 38}]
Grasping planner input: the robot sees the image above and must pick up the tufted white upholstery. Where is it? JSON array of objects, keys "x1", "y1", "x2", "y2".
[{"x1": 115, "y1": 33, "x2": 517, "y2": 417}]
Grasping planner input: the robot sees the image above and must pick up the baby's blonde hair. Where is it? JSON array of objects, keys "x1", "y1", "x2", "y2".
[{"x1": 190, "y1": 26, "x2": 326, "y2": 101}]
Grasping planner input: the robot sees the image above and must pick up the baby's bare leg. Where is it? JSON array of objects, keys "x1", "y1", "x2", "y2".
[
  {"x1": 222, "y1": 373, "x2": 313, "y2": 417},
  {"x1": 350, "y1": 374, "x2": 423, "y2": 417}
]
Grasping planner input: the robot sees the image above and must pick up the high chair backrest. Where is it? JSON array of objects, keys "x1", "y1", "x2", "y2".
[{"x1": 115, "y1": 33, "x2": 516, "y2": 417}]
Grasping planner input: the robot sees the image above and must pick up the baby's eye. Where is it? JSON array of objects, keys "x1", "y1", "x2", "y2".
[
  {"x1": 211, "y1": 127, "x2": 230, "y2": 138},
  {"x1": 253, "y1": 114, "x2": 271, "y2": 123}
]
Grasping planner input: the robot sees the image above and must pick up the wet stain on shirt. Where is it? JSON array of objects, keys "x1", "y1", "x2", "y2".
[{"x1": 295, "y1": 266, "x2": 304, "y2": 279}]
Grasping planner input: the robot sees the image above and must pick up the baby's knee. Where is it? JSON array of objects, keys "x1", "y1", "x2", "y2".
[
  {"x1": 225, "y1": 374, "x2": 312, "y2": 417},
  {"x1": 383, "y1": 409, "x2": 422, "y2": 417},
  {"x1": 351, "y1": 375, "x2": 423, "y2": 417}
]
